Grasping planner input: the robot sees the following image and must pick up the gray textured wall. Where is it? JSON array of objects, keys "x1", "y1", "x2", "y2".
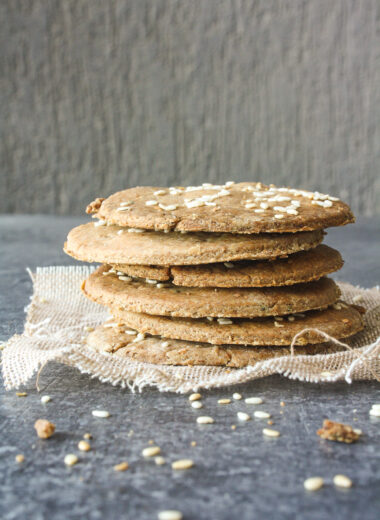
[{"x1": 1, "y1": 0, "x2": 379, "y2": 216}]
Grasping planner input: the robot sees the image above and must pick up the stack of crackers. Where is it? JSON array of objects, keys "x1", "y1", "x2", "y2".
[{"x1": 64, "y1": 182, "x2": 364, "y2": 368}]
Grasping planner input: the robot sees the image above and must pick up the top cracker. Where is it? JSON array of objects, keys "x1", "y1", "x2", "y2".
[{"x1": 88, "y1": 182, "x2": 354, "y2": 234}]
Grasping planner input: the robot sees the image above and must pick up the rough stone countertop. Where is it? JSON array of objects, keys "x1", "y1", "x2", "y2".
[{"x1": 0, "y1": 215, "x2": 379, "y2": 520}]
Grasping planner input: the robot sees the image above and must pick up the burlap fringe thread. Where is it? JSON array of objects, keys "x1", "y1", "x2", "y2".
[{"x1": 1, "y1": 266, "x2": 380, "y2": 393}]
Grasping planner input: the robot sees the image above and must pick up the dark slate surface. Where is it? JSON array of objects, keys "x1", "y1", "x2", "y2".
[{"x1": 0, "y1": 215, "x2": 379, "y2": 520}]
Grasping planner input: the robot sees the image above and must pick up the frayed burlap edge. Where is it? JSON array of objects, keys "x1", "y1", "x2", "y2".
[{"x1": 1, "y1": 266, "x2": 380, "y2": 393}]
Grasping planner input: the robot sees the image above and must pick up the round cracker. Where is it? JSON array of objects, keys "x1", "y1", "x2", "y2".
[
  {"x1": 113, "y1": 244, "x2": 343, "y2": 288},
  {"x1": 83, "y1": 265, "x2": 341, "y2": 318},
  {"x1": 85, "y1": 322, "x2": 346, "y2": 368},
  {"x1": 110, "y1": 303, "x2": 363, "y2": 346},
  {"x1": 90, "y1": 182, "x2": 354, "y2": 234},
  {"x1": 65, "y1": 223, "x2": 324, "y2": 266}
]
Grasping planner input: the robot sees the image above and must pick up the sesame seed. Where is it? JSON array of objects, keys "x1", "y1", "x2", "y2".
[
  {"x1": 218, "y1": 399, "x2": 231, "y2": 405},
  {"x1": 287, "y1": 316, "x2": 295, "y2": 321},
  {"x1": 124, "y1": 329, "x2": 137, "y2": 335},
  {"x1": 16, "y1": 392, "x2": 27, "y2": 397},
  {"x1": 323, "y1": 200, "x2": 333, "y2": 208},
  {"x1": 142, "y1": 446, "x2": 161, "y2": 457},
  {"x1": 156, "y1": 283, "x2": 169, "y2": 288},
  {"x1": 196, "y1": 416, "x2": 214, "y2": 424},
  {"x1": 286, "y1": 209, "x2": 298, "y2": 215},
  {"x1": 254, "y1": 411, "x2": 271, "y2": 419},
  {"x1": 171, "y1": 459, "x2": 194, "y2": 470},
  {"x1": 190, "y1": 441, "x2": 197, "y2": 447},
  {"x1": 64, "y1": 454, "x2": 79, "y2": 466},
  {"x1": 78, "y1": 440, "x2": 91, "y2": 452},
  {"x1": 118, "y1": 276, "x2": 132, "y2": 282},
  {"x1": 237, "y1": 412, "x2": 251, "y2": 421},
  {"x1": 146, "y1": 278, "x2": 158, "y2": 284},
  {"x1": 245, "y1": 203, "x2": 256, "y2": 209},
  {"x1": 154, "y1": 190, "x2": 166, "y2": 196},
  {"x1": 189, "y1": 393, "x2": 201, "y2": 401},
  {"x1": 273, "y1": 206, "x2": 287, "y2": 212},
  {"x1": 260, "y1": 202, "x2": 269, "y2": 209},
  {"x1": 217, "y1": 189, "x2": 230, "y2": 197},
  {"x1": 159, "y1": 204, "x2": 178, "y2": 211},
  {"x1": 206, "y1": 317, "x2": 214, "y2": 321},
  {"x1": 15, "y1": 454, "x2": 25, "y2": 463},
  {"x1": 233, "y1": 393, "x2": 242, "y2": 400},
  {"x1": 274, "y1": 316, "x2": 284, "y2": 321},
  {"x1": 185, "y1": 199, "x2": 205, "y2": 208},
  {"x1": 116, "y1": 206, "x2": 131, "y2": 212},
  {"x1": 94, "y1": 220, "x2": 107, "y2": 226},
  {"x1": 254, "y1": 209, "x2": 265, "y2": 213},
  {"x1": 224, "y1": 262, "x2": 234, "y2": 268},
  {"x1": 155, "y1": 456, "x2": 166, "y2": 465},
  {"x1": 263, "y1": 428, "x2": 280, "y2": 438},
  {"x1": 114, "y1": 461, "x2": 129, "y2": 471},
  {"x1": 274, "y1": 214, "x2": 284, "y2": 219},
  {"x1": 146, "y1": 200, "x2": 158, "y2": 206},
  {"x1": 133, "y1": 333, "x2": 146, "y2": 342},
  {"x1": 274, "y1": 321, "x2": 284, "y2": 328},
  {"x1": 83, "y1": 433, "x2": 92, "y2": 439},
  {"x1": 304, "y1": 477, "x2": 324, "y2": 491},
  {"x1": 161, "y1": 341, "x2": 169, "y2": 348},
  {"x1": 92, "y1": 410, "x2": 110, "y2": 418},
  {"x1": 371, "y1": 404, "x2": 380, "y2": 411},
  {"x1": 158, "y1": 511, "x2": 183, "y2": 520},
  {"x1": 369, "y1": 408, "x2": 380, "y2": 417},
  {"x1": 352, "y1": 294, "x2": 363, "y2": 303},
  {"x1": 245, "y1": 397, "x2": 263, "y2": 405},
  {"x1": 217, "y1": 318, "x2": 233, "y2": 325},
  {"x1": 120, "y1": 201, "x2": 133, "y2": 206},
  {"x1": 41, "y1": 395, "x2": 51, "y2": 404},
  {"x1": 225, "y1": 181, "x2": 235, "y2": 187},
  {"x1": 333, "y1": 474, "x2": 352, "y2": 488},
  {"x1": 191, "y1": 401, "x2": 203, "y2": 409}
]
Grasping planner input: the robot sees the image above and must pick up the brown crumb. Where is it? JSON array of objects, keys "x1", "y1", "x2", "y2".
[
  {"x1": 280, "y1": 401, "x2": 285, "y2": 407},
  {"x1": 34, "y1": 419, "x2": 56, "y2": 439},
  {"x1": 114, "y1": 461, "x2": 129, "y2": 472},
  {"x1": 15, "y1": 454, "x2": 25, "y2": 463},
  {"x1": 317, "y1": 419, "x2": 360, "y2": 444},
  {"x1": 83, "y1": 433, "x2": 92, "y2": 440},
  {"x1": 86, "y1": 197, "x2": 105, "y2": 214}
]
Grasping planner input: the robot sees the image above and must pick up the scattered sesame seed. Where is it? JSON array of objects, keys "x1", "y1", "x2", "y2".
[
  {"x1": 369, "y1": 407, "x2": 380, "y2": 417},
  {"x1": 260, "y1": 202, "x2": 269, "y2": 209},
  {"x1": 154, "y1": 190, "x2": 166, "y2": 196},
  {"x1": 189, "y1": 393, "x2": 201, "y2": 402},
  {"x1": 263, "y1": 428, "x2": 280, "y2": 438},
  {"x1": 224, "y1": 262, "x2": 234, "y2": 268},
  {"x1": 287, "y1": 316, "x2": 295, "y2": 321},
  {"x1": 286, "y1": 209, "x2": 298, "y2": 215},
  {"x1": 133, "y1": 333, "x2": 146, "y2": 343},
  {"x1": 218, "y1": 399, "x2": 231, "y2": 405},
  {"x1": 274, "y1": 316, "x2": 284, "y2": 321},
  {"x1": 161, "y1": 341, "x2": 169, "y2": 348},
  {"x1": 92, "y1": 410, "x2": 110, "y2": 418},
  {"x1": 254, "y1": 209, "x2": 265, "y2": 213},
  {"x1": 280, "y1": 401, "x2": 285, "y2": 407},
  {"x1": 128, "y1": 228, "x2": 145, "y2": 233},
  {"x1": 254, "y1": 411, "x2": 271, "y2": 419},
  {"x1": 120, "y1": 201, "x2": 133, "y2": 206},
  {"x1": 231, "y1": 424, "x2": 236, "y2": 430},
  {"x1": 145, "y1": 200, "x2": 158, "y2": 206},
  {"x1": 190, "y1": 441, "x2": 197, "y2": 447},
  {"x1": 146, "y1": 278, "x2": 158, "y2": 284},
  {"x1": 371, "y1": 404, "x2": 380, "y2": 411},
  {"x1": 225, "y1": 181, "x2": 235, "y2": 187},
  {"x1": 64, "y1": 454, "x2": 79, "y2": 466},
  {"x1": 191, "y1": 401, "x2": 203, "y2": 409},
  {"x1": 245, "y1": 397, "x2": 263, "y2": 405},
  {"x1": 233, "y1": 393, "x2": 242, "y2": 400},
  {"x1": 15, "y1": 454, "x2": 25, "y2": 463},
  {"x1": 237, "y1": 412, "x2": 251, "y2": 421},
  {"x1": 217, "y1": 318, "x2": 233, "y2": 325},
  {"x1": 83, "y1": 433, "x2": 92, "y2": 439},
  {"x1": 116, "y1": 206, "x2": 131, "y2": 212},
  {"x1": 172, "y1": 459, "x2": 194, "y2": 470},
  {"x1": 333, "y1": 474, "x2": 352, "y2": 488},
  {"x1": 274, "y1": 214, "x2": 284, "y2": 219},
  {"x1": 156, "y1": 283, "x2": 168, "y2": 288},
  {"x1": 124, "y1": 329, "x2": 137, "y2": 335},
  {"x1": 142, "y1": 446, "x2": 161, "y2": 457},
  {"x1": 94, "y1": 220, "x2": 107, "y2": 226},
  {"x1": 158, "y1": 511, "x2": 183, "y2": 520},
  {"x1": 114, "y1": 461, "x2": 129, "y2": 471},
  {"x1": 155, "y1": 456, "x2": 166, "y2": 465},
  {"x1": 41, "y1": 395, "x2": 51, "y2": 404},
  {"x1": 16, "y1": 392, "x2": 27, "y2": 397},
  {"x1": 245, "y1": 203, "x2": 256, "y2": 209},
  {"x1": 196, "y1": 416, "x2": 214, "y2": 424},
  {"x1": 304, "y1": 477, "x2": 324, "y2": 491},
  {"x1": 78, "y1": 440, "x2": 91, "y2": 452}
]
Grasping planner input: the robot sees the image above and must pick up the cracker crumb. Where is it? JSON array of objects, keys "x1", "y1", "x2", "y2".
[
  {"x1": 171, "y1": 459, "x2": 194, "y2": 470},
  {"x1": 78, "y1": 440, "x2": 91, "y2": 452},
  {"x1": 15, "y1": 454, "x2": 25, "y2": 463},
  {"x1": 34, "y1": 419, "x2": 55, "y2": 439},
  {"x1": 16, "y1": 392, "x2": 27, "y2": 397},
  {"x1": 83, "y1": 433, "x2": 92, "y2": 440},
  {"x1": 64, "y1": 454, "x2": 78, "y2": 466},
  {"x1": 317, "y1": 419, "x2": 360, "y2": 443},
  {"x1": 114, "y1": 461, "x2": 129, "y2": 471},
  {"x1": 142, "y1": 446, "x2": 161, "y2": 457}
]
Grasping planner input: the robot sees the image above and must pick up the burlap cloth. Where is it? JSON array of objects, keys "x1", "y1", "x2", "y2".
[{"x1": 2, "y1": 266, "x2": 380, "y2": 393}]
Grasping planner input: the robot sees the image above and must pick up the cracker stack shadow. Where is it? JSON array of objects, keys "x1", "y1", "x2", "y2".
[{"x1": 64, "y1": 182, "x2": 364, "y2": 368}]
